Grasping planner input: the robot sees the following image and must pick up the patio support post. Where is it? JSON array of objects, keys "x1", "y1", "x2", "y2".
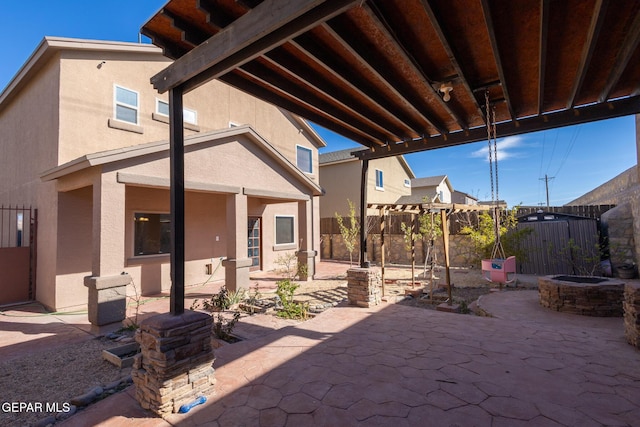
[
  {"x1": 223, "y1": 193, "x2": 251, "y2": 291},
  {"x1": 440, "y1": 209, "x2": 452, "y2": 305},
  {"x1": 297, "y1": 198, "x2": 315, "y2": 280},
  {"x1": 359, "y1": 158, "x2": 369, "y2": 268},
  {"x1": 380, "y1": 207, "x2": 385, "y2": 296},
  {"x1": 169, "y1": 85, "x2": 185, "y2": 315},
  {"x1": 85, "y1": 171, "x2": 129, "y2": 326}
]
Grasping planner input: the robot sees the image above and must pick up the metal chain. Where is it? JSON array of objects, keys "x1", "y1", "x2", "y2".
[
  {"x1": 492, "y1": 106, "x2": 499, "y2": 203},
  {"x1": 485, "y1": 90, "x2": 495, "y2": 204}
]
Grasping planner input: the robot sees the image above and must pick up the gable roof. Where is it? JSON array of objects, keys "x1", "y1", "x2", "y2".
[
  {"x1": 319, "y1": 147, "x2": 415, "y2": 178},
  {"x1": 40, "y1": 125, "x2": 323, "y2": 196},
  {"x1": 319, "y1": 147, "x2": 367, "y2": 165},
  {"x1": 0, "y1": 37, "x2": 166, "y2": 112},
  {"x1": 411, "y1": 175, "x2": 453, "y2": 191}
]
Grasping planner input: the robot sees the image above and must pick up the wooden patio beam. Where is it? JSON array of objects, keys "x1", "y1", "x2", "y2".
[
  {"x1": 479, "y1": 0, "x2": 516, "y2": 121},
  {"x1": 321, "y1": 21, "x2": 449, "y2": 135},
  {"x1": 354, "y1": 95, "x2": 640, "y2": 161},
  {"x1": 364, "y1": 2, "x2": 469, "y2": 130},
  {"x1": 537, "y1": 0, "x2": 550, "y2": 115},
  {"x1": 220, "y1": 71, "x2": 379, "y2": 146},
  {"x1": 567, "y1": 0, "x2": 608, "y2": 109},
  {"x1": 598, "y1": 10, "x2": 640, "y2": 103},
  {"x1": 151, "y1": 0, "x2": 360, "y2": 94},
  {"x1": 418, "y1": 0, "x2": 484, "y2": 126},
  {"x1": 289, "y1": 37, "x2": 424, "y2": 138}
]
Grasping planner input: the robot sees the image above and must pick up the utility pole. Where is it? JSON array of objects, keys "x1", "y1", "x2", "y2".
[{"x1": 539, "y1": 174, "x2": 555, "y2": 208}]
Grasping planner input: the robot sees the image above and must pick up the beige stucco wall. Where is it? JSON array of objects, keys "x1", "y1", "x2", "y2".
[
  {"x1": 0, "y1": 54, "x2": 62, "y2": 309},
  {"x1": 48, "y1": 131, "x2": 320, "y2": 309},
  {"x1": 0, "y1": 40, "x2": 323, "y2": 310},
  {"x1": 320, "y1": 156, "x2": 412, "y2": 218},
  {"x1": 57, "y1": 50, "x2": 320, "y2": 178}
]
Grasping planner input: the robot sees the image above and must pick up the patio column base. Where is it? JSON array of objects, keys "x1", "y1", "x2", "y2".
[
  {"x1": 297, "y1": 250, "x2": 317, "y2": 281},
  {"x1": 347, "y1": 267, "x2": 381, "y2": 308},
  {"x1": 222, "y1": 257, "x2": 252, "y2": 292},
  {"x1": 84, "y1": 274, "x2": 131, "y2": 326},
  {"x1": 132, "y1": 310, "x2": 215, "y2": 416}
]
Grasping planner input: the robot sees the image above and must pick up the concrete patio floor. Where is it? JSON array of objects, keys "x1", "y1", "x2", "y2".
[
  {"x1": 2, "y1": 262, "x2": 639, "y2": 426},
  {"x1": 55, "y1": 284, "x2": 640, "y2": 426}
]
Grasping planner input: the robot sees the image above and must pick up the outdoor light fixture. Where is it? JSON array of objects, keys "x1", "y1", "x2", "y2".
[{"x1": 439, "y1": 82, "x2": 453, "y2": 102}]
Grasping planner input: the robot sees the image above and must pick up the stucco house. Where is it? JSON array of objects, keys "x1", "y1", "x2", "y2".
[
  {"x1": 319, "y1": 148, "x2": 415, "y2": 218},
  {"x1": 0, "y1": 37, "x2": 325, "y2": 312},
  {"x1": 452, "y1": 190, "x2": 478, "y2": 205},
  {"x1": 396, "y1": 175, "x2": 454, "y2": 204}
]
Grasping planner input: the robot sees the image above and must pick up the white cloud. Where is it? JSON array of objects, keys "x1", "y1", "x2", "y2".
[{"x1": 470, "y1": 136, "x2": 525, "y2": 162}]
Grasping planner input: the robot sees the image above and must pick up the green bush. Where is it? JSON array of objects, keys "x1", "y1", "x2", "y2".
[{"x1": 275, "y1": 279, "x2": 309, "y2": 319}]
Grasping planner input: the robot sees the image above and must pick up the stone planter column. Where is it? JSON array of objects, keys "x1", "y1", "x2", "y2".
[
  {"x1": 624, "y1": 282, "x2": 640, "y2": 349},
  {"x1": 84, "y1": 274, "x2": 131, "y2": 326},
  {"x1": 347, "y1": 267, "x2": 381, "y2": 307},
  {"x1": 132, "y1": 310, "x2": 215, "y2": 416}
]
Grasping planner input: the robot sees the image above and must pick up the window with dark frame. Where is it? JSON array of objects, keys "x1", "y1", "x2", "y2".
[{"x1": 134, "y1": 213, "x2": 171, "y2": 255}]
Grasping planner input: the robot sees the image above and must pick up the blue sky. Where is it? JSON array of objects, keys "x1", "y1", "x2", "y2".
[{"x1": 2, "y1": 2, "x2": 637, "y2": 208}]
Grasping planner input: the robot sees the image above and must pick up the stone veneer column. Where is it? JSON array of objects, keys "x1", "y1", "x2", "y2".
[
  {"x1": 624, "y1": 282, "x2": 640, "y2": 349},
  {"x1": 347, "y1": 267, "x2": 381, "y2": 307},
  {"x1": 132, "y1": 310, "x2": 215, "y2": 416}
]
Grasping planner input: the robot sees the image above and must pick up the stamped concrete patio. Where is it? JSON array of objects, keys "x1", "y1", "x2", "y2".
[{"x1": 56, "y1": 269, "x2": 640, "y2": 427}]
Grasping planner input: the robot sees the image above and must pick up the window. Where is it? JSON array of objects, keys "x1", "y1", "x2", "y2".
[
  {"x1": 296, "y1": 145, "x2": 313, "y2": 174},
  {"x1": 375, "y1": 169, "x2": 384, "y2": 190},
  {"x1": 115, "y1": 86, "x2": 139, "y2": 124},
  {"x1": 275, "y1": 215, "x2": 295, "y2": 245},
  {"x1": 156, "y1": 99, "x2": 197, "y2": 124},
  {"x1": 134, "y1": 213, "x2": 171, "y2": 256},
  {"x1": 404, "y1": 179, "x2": 411, "y2": 188}
]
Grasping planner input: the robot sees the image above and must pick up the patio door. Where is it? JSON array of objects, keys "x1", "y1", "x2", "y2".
[{"x1": 248, "y1": 217, "x2": 261, "y2": 271}]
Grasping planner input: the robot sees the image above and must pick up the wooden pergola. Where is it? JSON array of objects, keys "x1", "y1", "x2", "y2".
[
  {"x1": 370, "y1": 203, "x2": 490, "y2": 303},
  {"x1": 139, "y1": 0, "x2": 640, "y2": 314}
]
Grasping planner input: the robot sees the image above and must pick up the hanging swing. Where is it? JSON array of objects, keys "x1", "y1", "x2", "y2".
[{"x1": 481, "y1": 91, "x2": 516, "y2": 287}]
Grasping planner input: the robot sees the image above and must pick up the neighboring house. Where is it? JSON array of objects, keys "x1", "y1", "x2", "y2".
[
  {"x1": 396, "y1": 175, "x2": 454, "y2": 204},
  {"x1": 319, "y1": 148, "x2": 415, "y2": 218},
  {"x1": 0, "y1": 37, "x2": 326, "y2": 312},
  {"x1": 452, "y1": 190, "x2": 478, "y2": 205}
]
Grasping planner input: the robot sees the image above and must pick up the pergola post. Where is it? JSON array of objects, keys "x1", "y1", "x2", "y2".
[
  {"x1": 440, "y1": 209, "x2": 452, "y2": 305},
  {"x1": 380, "y1": 207, "x2": 386, "y2": 296},
  {"x1": 169, "y1": 86, "x2": 185, "y2": 315},
  {"x1": 359, "y1": 158, "x2": 369, "y2": 268}
]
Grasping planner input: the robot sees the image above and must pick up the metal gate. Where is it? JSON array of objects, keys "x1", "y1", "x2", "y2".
[
  {"x1": 0, "y1": 206, "x2": 37, "y2": 305},
  {"x1": 516, "y1": 218, "x2": 599, "y2": 275}
]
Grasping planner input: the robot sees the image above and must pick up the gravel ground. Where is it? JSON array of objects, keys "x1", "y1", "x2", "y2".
[{"x1": 0, "y1": 336, "x2": 131, "y2": 427}]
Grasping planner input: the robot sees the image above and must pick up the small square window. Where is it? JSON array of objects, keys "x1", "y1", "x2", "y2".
[
  {"x1": 115, "y1": 86, "x2": 139, "y2": 125},
  {"x1": 375, "y1": 169, "x2": 384, "y2": 190},
  {"x1": 296, "y1": 145, "x2": 313, "y2": 174},
  {"x1": 404, "y1": 179, "x2": 411, "y2": 188},
  {"x1": 275, "y1": 216, "x2": 295, "y2": 245}
]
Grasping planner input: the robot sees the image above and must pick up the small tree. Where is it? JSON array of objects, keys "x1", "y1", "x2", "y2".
[
  {"x1": 335, "y1": 199, "x2": 359, "y2": 266},
  {"x1": 460, "y1": 206, "x2": 531, "y2": 265}
]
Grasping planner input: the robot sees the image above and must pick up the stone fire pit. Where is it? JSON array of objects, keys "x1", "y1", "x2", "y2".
[{"x1": 538, "y1": 275, "x2": 625, "y2": 317}]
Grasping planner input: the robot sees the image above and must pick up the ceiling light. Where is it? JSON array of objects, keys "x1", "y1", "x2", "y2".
[{"x1": 439, "y1": 82, "x2": 453, "y2": 102}]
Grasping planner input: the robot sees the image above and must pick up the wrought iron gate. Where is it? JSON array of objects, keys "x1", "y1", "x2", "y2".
[{"x1": 0, "y1": 206, "x2": 37, "y2": 305}]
